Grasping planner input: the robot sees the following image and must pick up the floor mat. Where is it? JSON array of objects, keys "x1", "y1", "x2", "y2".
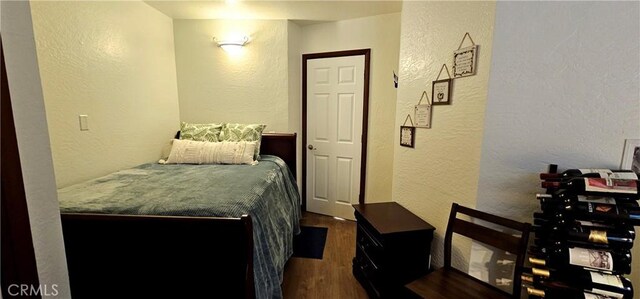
[{"x1": 292, "y1": 226, "x2": 328, "y2": 259}]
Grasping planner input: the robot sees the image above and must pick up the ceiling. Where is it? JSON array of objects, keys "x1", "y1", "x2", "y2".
[{"x1": 145, "y1": 0, "x2": 402, "y2": 23}]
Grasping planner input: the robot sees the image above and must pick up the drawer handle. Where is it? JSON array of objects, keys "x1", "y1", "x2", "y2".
[
  {"x1": 357, "y1": 245, "x2": 379, "y2": 270},
  {"x1": 359, "y1": 226, "x2": 382, "y2": 247}
]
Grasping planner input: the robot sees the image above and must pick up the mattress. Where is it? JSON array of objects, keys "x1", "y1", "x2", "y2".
[{"x1": 58, "y1": 155, "x2": 301, "y2": 299}]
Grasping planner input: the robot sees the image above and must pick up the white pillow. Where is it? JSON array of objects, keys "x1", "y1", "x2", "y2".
[
  {"x1": 160, "y1": 139, "x2": 174, "y2": 160},
  {"x1": 165, "y1": 139, "x2": 257, "y2": 165}
]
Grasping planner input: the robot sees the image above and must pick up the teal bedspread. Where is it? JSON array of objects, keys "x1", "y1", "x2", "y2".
[{"x1": 58, "y1": 155, "x2": 301, "y2": 299}]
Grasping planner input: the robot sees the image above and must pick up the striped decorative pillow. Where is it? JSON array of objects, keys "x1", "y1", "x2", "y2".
[{"x1": 165, "y1": 139, "x2": 256, "y2": 165}]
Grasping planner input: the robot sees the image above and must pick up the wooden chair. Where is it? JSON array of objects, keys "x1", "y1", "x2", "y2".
[{"x1": 405, "y1": 203, "x2": 531, "y2": 299}]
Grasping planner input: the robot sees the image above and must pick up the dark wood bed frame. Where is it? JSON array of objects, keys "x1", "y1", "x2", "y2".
[{"x1": 60, "y1": 133, "x2": 296, "y2": 298}]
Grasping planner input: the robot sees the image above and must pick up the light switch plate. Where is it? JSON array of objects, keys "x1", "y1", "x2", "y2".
[{"x1": 79, "y1": 115, "x2": 89, "y2": 131}]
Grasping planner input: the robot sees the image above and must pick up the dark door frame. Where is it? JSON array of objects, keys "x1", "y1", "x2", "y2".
[
  {"x1": 301, "y1": 49, "x2": 371, "y2": 212},
  {"x1": 1, "y1": 35, "x2": 42, "y2": 298}
]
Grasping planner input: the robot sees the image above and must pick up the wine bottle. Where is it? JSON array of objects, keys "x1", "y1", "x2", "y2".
[
  {"x1": 540, "y1": 201, "x2": 638, "y2": 215},
  {"x1": 534, "y1": 217, "x2": 636, "y2": 237},
  {"x1": 533, "y1": 217, "x2": 636, "y2": 240},
  {"x1": 522, "y1": 274, "x2": 625, "y2": 298},
  {"x1": 534, "y1": 211, "x2": 570, "y2": 223},
  {"x1": 528, "y1": 246, "x2": 632, "y2": 274},
  {"x1": 526, "y1": 286, "x2": 617, "y2": 299},
  {"x1": 533, "y1": 224, "x2": 635, "y2": 249},
  {"x1": 533, "y1": 236, "x2": 603, "y2": 252},
  {"x1": 538, "y1": 200, "x2": 640, "y2": 225},
  {"x1": 523, "y1": 268, "x2": 634, "y2": 299},
  {"x1": 541, "y1": 178, "x2": 639, "y2": 197},
  {"x1": 535, "y1": 210, "x2": 639, "y2": 228},
  {"x1": 549, "y1": 191, "x2": 639, "y2": 204},
  {"x1": 533, "y1": 235, "x2": 631, "y2": 251},
  {"x1": 533, "y1": 217, "x2": 630, "y2": 232},
  {"x1": 540, "y1": 169, "x2": 638, "y2": 180},
  {"x1": 534, "y1": 210, "x2": 622, "y2": 227},
  {"x1": 537, "y1": 193, "x2": 639, "y2": 206},
  {"x1": 535, "y1": 210, "x2": 575, "y2": 221}
]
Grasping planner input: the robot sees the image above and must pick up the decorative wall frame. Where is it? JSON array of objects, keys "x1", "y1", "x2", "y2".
[
  {"x1": 453, "y1": 32, "x2": 478, "y2": 78},
  {"x1": 432, "y1": 80, "x2": 452, "y2": 105},
  {"x1": 432, "y1": 64, "x2": 452, "y2": 105},
  {"x1": 414, "y1": 91, "x2": 432, "y2": 128},
  {"x1": 400, "y1": 114, "x2": 415, "y2": 148},
  {"x1": 621, "y1": 139, "x2": 640, "y2": 173},
  {"x1": 400, "y1": 126, "x2": 415, "y2": 148}
]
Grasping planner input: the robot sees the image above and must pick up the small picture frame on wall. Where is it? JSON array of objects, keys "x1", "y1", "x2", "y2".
[
  {"x1": 414, "y1": 104, "x2": 432, "y2": 128},
  {"x1": 400, "y1": 126, "x2": 415, "y2": 148},
  {"x1": 432, "y1": 79, "x2": 452, "y2": 105},
  {"x1": 453, "y1": 45, "x2": 478, "y2": 78},
  {"x1": 621, "y1": 139, "x2": 640, "y2": 173}
]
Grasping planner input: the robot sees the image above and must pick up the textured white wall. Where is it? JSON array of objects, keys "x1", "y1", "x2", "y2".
[
  {"x1": 30, "y1": 1, "x2": 181, "y2": 188},
  {"x1": 1, "y1": 1, "x2": 71, "y2": 296},
  {"x1": 392, "y1": 1, "x2": 496, "y2": 269},
  {"x1": 477, "y1": 0, "x2": 640, "y2": 289},
  {"x1": 173, "y1": 19, "x2": 289, "y2": 132},
  {"x1": 301, "y1": 13, "x2": 401, "y2": 203}
]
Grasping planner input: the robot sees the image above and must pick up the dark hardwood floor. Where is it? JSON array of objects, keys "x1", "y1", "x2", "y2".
[{"x1": 282, "y1": 212, "x2": 368, "y2": 299}]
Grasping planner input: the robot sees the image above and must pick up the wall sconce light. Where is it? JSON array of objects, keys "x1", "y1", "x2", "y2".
[{"x1": 213, "y1": 36, "x2": 249, "y2": 52}]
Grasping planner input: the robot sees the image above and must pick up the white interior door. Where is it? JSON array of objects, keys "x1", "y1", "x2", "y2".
[{"x1": 306, "y1": 55, "x2": 365, "y2": 220}]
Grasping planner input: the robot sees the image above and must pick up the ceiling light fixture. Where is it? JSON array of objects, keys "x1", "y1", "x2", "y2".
[{"x1": 213, "y1": 36, "x2": 249, "y2": 52}]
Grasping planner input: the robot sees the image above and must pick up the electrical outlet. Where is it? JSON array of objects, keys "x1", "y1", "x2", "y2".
[{"x1": 79, "y1": 115, "x2": 89, "y2": 131}]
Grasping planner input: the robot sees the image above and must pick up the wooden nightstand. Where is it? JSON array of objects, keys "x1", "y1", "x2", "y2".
[{"x1": 352, "y1": 202, "x2": 435, "y2": 298}]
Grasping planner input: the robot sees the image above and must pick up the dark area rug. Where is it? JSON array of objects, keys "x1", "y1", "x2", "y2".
[{"x1": 292, "y1": 226, "x2": 328, "y2": 259}]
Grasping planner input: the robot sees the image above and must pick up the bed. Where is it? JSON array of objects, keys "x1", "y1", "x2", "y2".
[{"x1": 58, "y1": 133, "x2": 299, "y2": 299}]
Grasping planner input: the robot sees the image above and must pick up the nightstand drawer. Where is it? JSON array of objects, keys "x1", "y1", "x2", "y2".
[
  {"x1": 356, "y1": 225, "x2": 383, "y2": 262},
  {"x1": 355, "y1": 246, "x2": 380, "y2": 280}
]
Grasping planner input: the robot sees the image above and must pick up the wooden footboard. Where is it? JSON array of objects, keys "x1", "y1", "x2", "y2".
[
  {"x1": 61, "y1": 213, "x2": 254, "y2": 298},
  {"x1": 61, "y1": 133, "x2": 297, "y2": 298}
]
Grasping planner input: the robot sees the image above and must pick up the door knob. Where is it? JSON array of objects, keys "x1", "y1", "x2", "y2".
[{"x1": 308, "y1": 144, "x2": 315, "y2": 150}]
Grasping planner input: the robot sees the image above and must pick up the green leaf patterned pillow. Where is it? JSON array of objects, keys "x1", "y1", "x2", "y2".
[
  {"x1": 179, "y1": 122, "x2": 224, "y2": 142},
  {"x1": 220, "y1": 123, "x2": 266, "y2": 159}
]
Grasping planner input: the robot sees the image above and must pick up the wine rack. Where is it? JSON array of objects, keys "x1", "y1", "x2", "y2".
[{"x1": 523, "y1": 166, "x2": 638, "y2": 299}]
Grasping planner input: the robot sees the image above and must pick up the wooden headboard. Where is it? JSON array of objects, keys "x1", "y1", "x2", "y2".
[{"x1": 260, "y1": 133, "x2": 297, "y2": 177}]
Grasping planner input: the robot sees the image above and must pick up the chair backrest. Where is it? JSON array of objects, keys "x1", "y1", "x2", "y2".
[{"x1": 444, "y1": 203, "x2": 531, "y2": 298}]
